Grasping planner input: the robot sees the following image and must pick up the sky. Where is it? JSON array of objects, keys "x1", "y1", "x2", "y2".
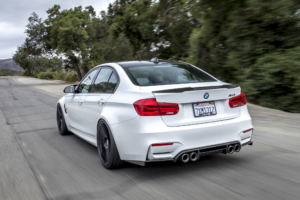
[{"x1": 0, "y1": 0, "x2": 111, "y2": 59}]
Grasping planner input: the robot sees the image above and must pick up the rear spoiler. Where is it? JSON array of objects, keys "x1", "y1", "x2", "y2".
[{"x1": 153, "y1": 84, "x2": 239, "y2": 93}]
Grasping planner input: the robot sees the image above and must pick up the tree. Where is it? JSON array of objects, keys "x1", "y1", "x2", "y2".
[
  {"x1": 87, "y1": 11, "x2": 135, "y2": 64},
  {"x1": 243, "y1": 47, "x2": 300, "y2": 112},
  {"x1": 107, "y1": 0, "x2": 196, "y2": 59},
  {"x1": 14, "y1": 5, "x2": 136, "y2": 79},
  {"x1": 13, "y1": 44, "x2": 63, "y2": 77},
  {"x1": 13, "y1": 46, "x2": 33, "y2": 76},
  {"x1": 24, "y1": 12, "x2": 46, "y2": 56},
  {"x1": 187, "y1": 0, "x2": 300, "y2": 80},
  {"x1": 44, "y1": 5, "x2": 96, "y2": 80},
  {"x1": 186, "y1": 0, "x2": 300, "y2": 111},
  {"x1": 14, "y1": 12, "x2": 63, "y2": 77}
]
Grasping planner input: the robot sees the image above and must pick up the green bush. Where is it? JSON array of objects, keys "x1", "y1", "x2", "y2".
[
  {"x1": 34, "y1": 71, "x2": 40, "y2": 78},
  {"x1": 53, "y1": 71, "x2": 67, "y2": 80},
  {"x1": 43, "y1": 71, "x2": 78, "y2": 82},
  {"x1": 0, "y1": 71, "x2": 8, "y2": 76},
  {"x1": 242, "y1": 47, "x2": 300, "y2": 113},
  {"x1": 66, "y1": 72, "x2": 78, "y2": 82},
  {"x1": 38, "y1": 72, "x2": 56, "y2": 80}
]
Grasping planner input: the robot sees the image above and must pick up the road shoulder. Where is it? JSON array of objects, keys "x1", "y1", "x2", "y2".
[{"x1": 15, "y1": 76, "x2": 70, "y2": 97}]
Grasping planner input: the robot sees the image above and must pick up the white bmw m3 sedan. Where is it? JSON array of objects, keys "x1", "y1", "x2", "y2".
[{"x1": 57, "y1": 58, "x2": 253, "y2": 169}]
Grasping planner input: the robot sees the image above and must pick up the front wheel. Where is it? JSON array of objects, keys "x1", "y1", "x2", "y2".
[
  {"x1": 56, "y1": 104, "x2": 70, "y2": 135},
  {"x1": 97, "y1": 120, "x2": 123, "y2": 169}
]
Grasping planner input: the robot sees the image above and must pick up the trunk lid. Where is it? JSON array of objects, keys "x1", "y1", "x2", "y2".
[{"x1": 140, "y1": 82, "x2": 241, "y2": 127}]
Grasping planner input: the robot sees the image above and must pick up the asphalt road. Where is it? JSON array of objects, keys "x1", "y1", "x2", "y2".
[{"x1": 1, "y1": 76, "x2": 300, "y2": 200}]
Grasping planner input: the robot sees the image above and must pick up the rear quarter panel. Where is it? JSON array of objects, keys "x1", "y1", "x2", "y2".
[
  {"x1": 97, "y1": 63, "x2": 157, "y2": 150},
  {"x1": 101, "y1": 90, "x2": 155, "y2": 151}
]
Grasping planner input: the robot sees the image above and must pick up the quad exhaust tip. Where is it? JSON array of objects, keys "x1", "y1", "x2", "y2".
[
  {"x1": 227, "y1": 145, "x2": 235, "y2": 154},
  {"x1": 226, "y1": 144, "x2": 241, "y2": 154},
  {"x1": 179, "y1": 143, "x2": 242, "y2": 163},
  {"x1": 234, "y1": 144, "x2": 241, "y2": 152},
  {"x1": 181, "y1": 153, "x2": 190, "y2": 163},
  {"x1": 190, "y1": 152, "x2": 198, "y2": 162}
]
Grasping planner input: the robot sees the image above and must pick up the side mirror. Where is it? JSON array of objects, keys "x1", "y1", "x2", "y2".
[{"x1": 63, "y1": 85, "x2": 77, "y2": 93}]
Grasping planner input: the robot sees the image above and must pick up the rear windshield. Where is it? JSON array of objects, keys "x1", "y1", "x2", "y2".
[{"x1": 122, "y1": 64, "x2": 217, "y2": 86}]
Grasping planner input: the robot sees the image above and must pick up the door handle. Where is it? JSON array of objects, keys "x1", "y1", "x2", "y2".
[
  {"x1": 98, "y1": 98, "x2": 105, "y2": 105},
  {"x1": 79, "y1": 99, "x2": 83, "y2": 105}
]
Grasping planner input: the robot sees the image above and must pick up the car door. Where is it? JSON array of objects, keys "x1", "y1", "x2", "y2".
[
  {"x1": 67, "y1": 68, "x2": 99, "y2": 135},
  {"x1": 83, "y1": 67, "x2": 119, "y2": 138}
]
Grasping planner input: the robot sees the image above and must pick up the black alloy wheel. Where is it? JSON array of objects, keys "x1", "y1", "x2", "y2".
[
  {"x1": 97, "y1": 120, "x2": 123, "y2": 169},
  {"x1": 98, "y1": 123, "x2": 111, "y2": 163}
]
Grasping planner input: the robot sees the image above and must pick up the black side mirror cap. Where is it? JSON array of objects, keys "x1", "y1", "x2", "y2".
[{"x1": 63, "y1": 85, "x2": 77, "y2": 93}]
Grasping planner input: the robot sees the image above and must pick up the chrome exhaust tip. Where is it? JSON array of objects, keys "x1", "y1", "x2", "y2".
[
  {"x1": 227, "y1": 145, "x2": 234, "y2": 154},
  {"x1": 190, "y1": 152, "x2": 198, "y2": 162},
  {"x1": 234, "y1": 144, "x2": 241, "y2": 152},
  {"x1": 181, "y1": 153, "x2": 190, "y2": 163}
]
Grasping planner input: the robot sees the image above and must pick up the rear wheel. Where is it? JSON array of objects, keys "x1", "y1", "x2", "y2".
[
  {"x1": 97, "y1": 120, "x2": 123, "y2": 169},
  {"x1": 56, "y1": 104, "x2": 70, "y2": 135}
]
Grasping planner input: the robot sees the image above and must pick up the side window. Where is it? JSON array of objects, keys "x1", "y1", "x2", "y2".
[
  {"x1": 106, "y1": 73, "x2": 118, "y2": 93},
  {"x1": 77, "y1": 69, "x2": 98, "y2": 93},
  {"x1": 91, "y1": 68, "x2": 113, "y2": 93}
]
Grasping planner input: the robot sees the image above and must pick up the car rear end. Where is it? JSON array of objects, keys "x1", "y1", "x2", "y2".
[{"x1": 113, "y1": 61, "x2": 253, "y2": 165}]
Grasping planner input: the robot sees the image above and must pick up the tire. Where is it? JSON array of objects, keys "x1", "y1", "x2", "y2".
[
  {"x1": 56, "y1": 104, "x2": 70, "y2": 135},
  {"x1": 97, "y1": 120, "x2": 123, "y2": 169}
]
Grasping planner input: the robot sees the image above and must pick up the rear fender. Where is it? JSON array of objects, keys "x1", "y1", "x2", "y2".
[{"x1": 99, "y1": 91, "x2": 155, "y2": 159}]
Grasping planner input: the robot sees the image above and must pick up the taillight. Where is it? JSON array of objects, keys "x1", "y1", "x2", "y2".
[
  {"x1": 229, "y1": 92, "x2": 246, "y2": 108},
  {"x1": 134, "y1": 98, "x2": 179, "y2": 116},
  {"x1": 157, "y1": 102, "x2": 179, "y2": 115},
  {"x1": 134, "y1": 99, "x2": 160, "y2": 116}
]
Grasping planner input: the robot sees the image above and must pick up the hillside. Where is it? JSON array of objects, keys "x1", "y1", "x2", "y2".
[{"x1": 0, "y1": 58, "x2": 23, "y2": 70}]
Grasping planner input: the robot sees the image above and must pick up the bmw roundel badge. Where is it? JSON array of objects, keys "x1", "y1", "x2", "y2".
[{"x1": 204, "y1": 93, "x2": 209, "y2": 99}]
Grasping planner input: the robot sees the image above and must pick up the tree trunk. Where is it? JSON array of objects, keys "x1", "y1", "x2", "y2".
[
  {"x1": 74, "y1": 62, "x2": 82, "y2": 81},
  {"x1": 70, "y1": 56, "x2": 82, "y2": 81},
  {"x1": 200, "y1": 47, "x2": 208, "y2": 67},
  {"x1": 28, "y1": 66, "x2": 33, "y2": 76}
]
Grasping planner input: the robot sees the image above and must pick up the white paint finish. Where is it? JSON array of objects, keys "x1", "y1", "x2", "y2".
[
  {"x1": 66, "y1": 93, "x2": 86, "y2": 132},
  {"x1": 151, "y1": 83, "x2": 241, "y2": 126},
  {"x1": 57, "y1": 62, "x2": 253, "y2": 164},
  {"x1": 83, "y1": 93, "x2": 112, "y2": 137},
  {"x1": 112, "y1": 105, "x2": 252, "y2": 161}
]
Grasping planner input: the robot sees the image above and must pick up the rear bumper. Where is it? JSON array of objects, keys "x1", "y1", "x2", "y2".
[
  {"x1": 147, "y1": 140, "x2": 253, "y2": 163},
  {"x1": 110, "y1": 105, "x2": 253, "y2": 163}
]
